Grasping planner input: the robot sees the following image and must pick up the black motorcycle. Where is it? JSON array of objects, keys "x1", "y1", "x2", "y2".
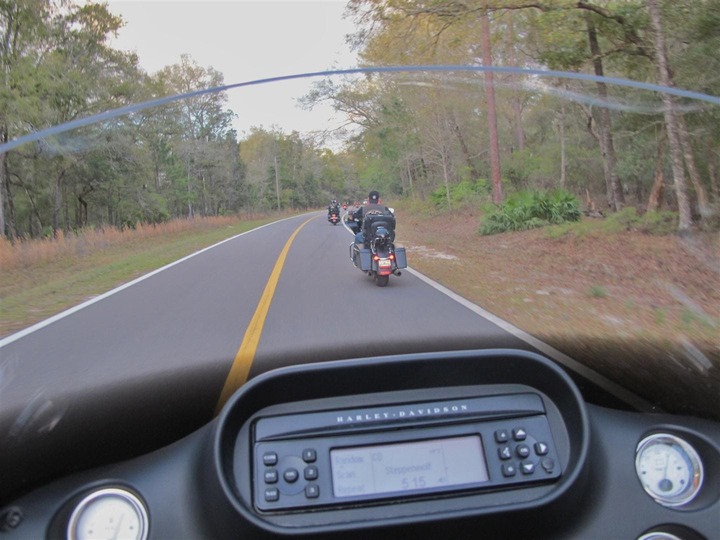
[
  {"x1": 347, "y1": 211, "x2": 407, "y2": 287},
  {"x1": 328, "y1": 207, "x2": 340, "y2": 225}
]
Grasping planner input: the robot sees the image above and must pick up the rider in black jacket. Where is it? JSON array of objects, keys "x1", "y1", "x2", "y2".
[{"x1": 352, "y1": 190, "x2": 393, "y2": 246}]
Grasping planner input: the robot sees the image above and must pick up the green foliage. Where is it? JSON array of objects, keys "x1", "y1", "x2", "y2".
[
  {"x1": 431, "y1": 179, "x2": 490, "y2": 209},
  {"x1": 480, "y1": 190, "x2": 581, "y2": 235},
  {"x1": 606, "y1": 208, "x2": 678, "y2": 235},
  {"x1": 546, "y1": 208, "x2": 680, "y2": 238},
  {"x1": 589, "y1": 285, "x2": 608, "y2": 299}
]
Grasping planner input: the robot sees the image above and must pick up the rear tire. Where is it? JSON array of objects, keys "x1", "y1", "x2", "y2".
[{"x1": 375, "y1": 274, "x2": 389, "y2": 287}]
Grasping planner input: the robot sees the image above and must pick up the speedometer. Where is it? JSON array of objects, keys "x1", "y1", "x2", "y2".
[{"x1": 635, "y1": 433, "x2": 703, "y2": 507}]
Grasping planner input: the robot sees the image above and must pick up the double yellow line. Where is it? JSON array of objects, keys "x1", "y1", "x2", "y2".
[{"x1": 215, "y1": 216, "x2": 316, "y2": 413}]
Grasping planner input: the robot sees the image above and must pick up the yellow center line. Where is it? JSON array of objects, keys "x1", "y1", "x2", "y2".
[{"x1": 214, "y1": 215, "x2": 317, "y2": 414}]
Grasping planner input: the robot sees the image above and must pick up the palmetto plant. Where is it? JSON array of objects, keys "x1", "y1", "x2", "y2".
[{"x1": 480, "y1": 190, "x2": 580, "y2": 235}]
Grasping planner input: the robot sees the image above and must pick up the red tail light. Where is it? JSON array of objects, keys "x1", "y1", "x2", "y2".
[
  {"x1": 373, "y1": 255, "x2": 379, "y2": 261},
  {"x1": 389, "y1": 254, "x2": 395, "y2": 260}
]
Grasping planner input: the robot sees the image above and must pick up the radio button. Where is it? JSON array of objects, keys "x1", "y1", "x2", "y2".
[
  {"x1": 498, "y1": 446, "x2": 512, "y2": 460},
  {"x1": 516, "y1": 444, "x2": 530, "y2": 458},
  {"x1": 263, "y1": 452, "x2": 278, "y2": 466},
  {"x1": 302, "y1": 449, "x2": 317, "y2": 463},
  {"x1": 534, "y1": 442, "x2": 549, "y2": 456},
  {"x1": 304, "y1": 466, "x2": 318, "y2": 481},
  {"x1": 502, "y1": 463, "x2": 517, "y2": 477},
  {"x1": 305, "y1": 484, "x2": 320, "y2": 499},
  {"x1": 521, "y1": 461, "x2": 536, "y2": 475},
  {"x1": 264, "y1": 469, "x2": 278, "y2": 484},
  {"x1": 283, "y1": 468, "x2": 299, "y2": 483},
  {"x1": 264, "y1": 488, "x2": 279, "y2": 502},
  {"x1": 512, "y1": 428, "x2": 527, "y2": 441},
  {"x1": 541, "y1": 458, "x2": 555, "y2": 473}
]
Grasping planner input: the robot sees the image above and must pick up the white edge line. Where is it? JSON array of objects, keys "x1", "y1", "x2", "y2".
[
  {"x1": 0, "y1": 212, "x2": 315, "y2": 348},
  {"x1": 404, "y1": 266, "x2": 658, "y2": 412},
  {"x1": 341, "y1": 215, "x2": 654, "y2": 411}
]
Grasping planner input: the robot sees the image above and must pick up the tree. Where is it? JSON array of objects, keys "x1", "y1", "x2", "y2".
[{"x1": 647, "y1": 0, "x2": 692, "y2": 230}]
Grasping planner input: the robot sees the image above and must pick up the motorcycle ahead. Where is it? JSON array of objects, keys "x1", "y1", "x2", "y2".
[
  {"x1": 328, "y1": 209, "x2": 340, "y2": 225},
  {"x1": 347, "y1": 212, "x2": 407, "y2": 287}
]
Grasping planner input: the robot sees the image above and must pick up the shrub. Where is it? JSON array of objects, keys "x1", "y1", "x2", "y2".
[
  {"x1": 589, "y1": 285, "x2": 608, "y2": 298},
  {"x1": 480, "y1": 189, "x2": 581, "y2": 235},
  {"x1": 431, "y1": 179, "x2": 490, "y2": 209},
  {"x1": 605, "y1": 207, "x2": 678, "y2": 235}
]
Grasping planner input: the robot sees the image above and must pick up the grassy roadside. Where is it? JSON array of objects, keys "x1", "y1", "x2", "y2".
[
  {"x1": 0, "y1": 215, "x2": 289, "y2": 338},
  {"x1": 394, "y1": 204, "x2": 720, "y2": 419}
]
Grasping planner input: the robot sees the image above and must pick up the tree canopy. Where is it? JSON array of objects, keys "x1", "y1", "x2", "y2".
[{"x1": 2, "y1": 0, "x2": 718, "y2": 238}]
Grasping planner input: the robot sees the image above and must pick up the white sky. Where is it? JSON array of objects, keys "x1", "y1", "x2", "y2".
[{"x1": 106, "y1": 0, "x2": 358, "y2": 139}]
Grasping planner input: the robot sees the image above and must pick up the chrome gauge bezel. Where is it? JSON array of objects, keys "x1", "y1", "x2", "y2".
[
  {"x1": 66, "y1": 487, "x2": 148, "y2": 540},
  {"x1": 635, "y1": 433, "x2": 703, "y2": 508},
  {"x1": 637, "y1": 533, "x2": 683, "y2": 540}
]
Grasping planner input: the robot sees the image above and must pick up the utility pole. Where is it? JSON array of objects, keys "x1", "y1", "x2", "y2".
[{"x1": 274, "y1": 155, "x2": 281, "y2": 210}]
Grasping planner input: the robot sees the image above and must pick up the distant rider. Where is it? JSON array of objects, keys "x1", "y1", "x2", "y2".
[{"x1": 327, "y1": 199, "x2": 340, "y2": 217}]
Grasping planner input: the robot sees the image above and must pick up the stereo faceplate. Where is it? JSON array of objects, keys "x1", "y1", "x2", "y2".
[{"x1": 252, "y1": 395, "x2": 561, "y2": 511}]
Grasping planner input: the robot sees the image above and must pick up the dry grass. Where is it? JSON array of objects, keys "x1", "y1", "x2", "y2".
[
  {"x1": 0, "y1": 215, "x2": 272, "y2": 271},
  {"x1": 394, "y1": 205, "x2": 720, "y2": 420},
  {"x1": 0, "y1": 212, "x2": 296, "y2": 337}
]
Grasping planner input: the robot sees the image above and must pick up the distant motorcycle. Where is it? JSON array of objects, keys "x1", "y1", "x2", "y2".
[
  {"x1": 328, "y1": 209, "x2": 340, "y2": 225},
  {"x1": 347, "y1": 211, "x2": 406, "y2": 287}
]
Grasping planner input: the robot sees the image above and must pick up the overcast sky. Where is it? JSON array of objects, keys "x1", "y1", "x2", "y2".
[{"x1": 106, "y1": 1, "x2": 358, "y2": 139}]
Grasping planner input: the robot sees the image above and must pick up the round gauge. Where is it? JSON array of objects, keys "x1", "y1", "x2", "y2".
[
  {"x1": 67, "y1": 487, "x2": 148, "y2": 540},
  {"x1": 635, "y1": 433, "x2": 703, "y2": 507}
]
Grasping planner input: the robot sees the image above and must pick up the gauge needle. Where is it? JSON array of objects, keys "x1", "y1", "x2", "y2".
[
  {"x1": 112, "y1": 513, "x2": 125, "y2": 540},
  {"x1": 663, "y1": 454, "x2": 670, "y2": 478}
]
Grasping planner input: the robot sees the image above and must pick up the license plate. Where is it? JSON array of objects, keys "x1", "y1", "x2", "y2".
[{"x1": 379, "y1": 259, "x2": 391, "y2": 268}]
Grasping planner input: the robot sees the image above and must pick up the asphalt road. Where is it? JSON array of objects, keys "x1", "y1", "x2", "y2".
[{"x1": 0, "y1": 210, "x2": 611, "y2": 501}]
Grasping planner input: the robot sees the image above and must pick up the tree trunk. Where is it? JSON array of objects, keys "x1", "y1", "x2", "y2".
[
  {"x1": 481, "y1": 1, "x2": 503, "y2": 204},
  {"x1": 22, "y1": 185, "x2": 43, "y2": 236},
  {"x1": 452, "y1": 115, "x2": 481, "y2": 181},
  {"x1": 675, "y1": 113, "x2": 709, "y2": 217},
  {"x1": 647, "y1": 131, "x2": 665, "y2": 212},
  {"x1": 559, "y1": 101, "x2": 566, "y2": 188},
  {"x1": 706, "y1": 141, "x2": 718, "y2": 200},
  {"x1": 507, "y1": 16, "x2": 525, "y2": 153},
  {"x1": 62, "y1": 176, "x2": 70, "y2": 232},
  {"x1": 407, "y1": 160, "x2": 416, "y2": 200},
  {"x1": 647, "y1": 0, "x2": 692, "y2": 231},
  {"x1": 0, "y1": 153, "x2": 5, "y2": 238},
  {"x1": 586, "y1": 14, "x2": 624, "y2": 211},
  {"x1": 441, "y1": 147, "x2": 452, "y2": 211},
  {"x1": 1, "y1": 127, "x2": 17, "y2": 240},
  {"x1": 53, "y1": 170, "x2": 65, "y2": 237}
]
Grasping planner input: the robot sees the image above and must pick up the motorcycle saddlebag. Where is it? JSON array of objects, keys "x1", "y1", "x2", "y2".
[
  {"x1": 358, "y1": 248, "x2": 372, "y2": 271},
  {"x1": 394, "y1": 247, "x2": 407, "y2": 269}
]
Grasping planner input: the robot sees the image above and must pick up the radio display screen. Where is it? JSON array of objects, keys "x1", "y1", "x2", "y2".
[{"x1": 331, "y1": 435, "x2": 489, "y2": 498}]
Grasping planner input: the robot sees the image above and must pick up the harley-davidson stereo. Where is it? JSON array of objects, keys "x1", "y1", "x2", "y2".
[{"x1": 250, "y1": 393, "x2": 561, "y2": 512}]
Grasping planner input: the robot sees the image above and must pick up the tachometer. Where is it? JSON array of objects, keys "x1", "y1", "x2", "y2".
[{"x1": 635, "y1": 433, "x2": 703, "y2": 507}]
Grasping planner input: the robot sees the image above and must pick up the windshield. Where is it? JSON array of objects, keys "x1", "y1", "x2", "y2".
[{"x1": 1, "y1": 1, "x2": 718, "y2": 503}]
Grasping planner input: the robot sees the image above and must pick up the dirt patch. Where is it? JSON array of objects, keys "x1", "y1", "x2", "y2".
[{"x1": 395, "y1": 207, "x2": 720, "y2": 420}]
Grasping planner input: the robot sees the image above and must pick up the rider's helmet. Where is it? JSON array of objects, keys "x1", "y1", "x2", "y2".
[
  {"x1": 368, "y1": 190, "x2": 380, "y2": 203},
  {"x1": 375, "y1": 226, "x2": 390, "y2": 239}
]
